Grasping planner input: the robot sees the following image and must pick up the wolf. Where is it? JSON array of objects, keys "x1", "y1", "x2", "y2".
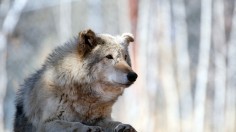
[{"x1": 14, "y1": 29, "x2": 138, "y2": 132}]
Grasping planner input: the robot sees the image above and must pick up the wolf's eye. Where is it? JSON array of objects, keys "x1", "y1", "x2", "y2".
[
  {"x1": 125, "y1": 55, "x2": 128, "y2": 60},
  {"x1": 106, "y1": 55, "x2": 113, "y2": 59}
]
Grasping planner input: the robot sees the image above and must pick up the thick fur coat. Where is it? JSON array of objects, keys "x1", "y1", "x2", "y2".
[{"x1": 14, "y1": 29, "x2": 138, "y2": 132}]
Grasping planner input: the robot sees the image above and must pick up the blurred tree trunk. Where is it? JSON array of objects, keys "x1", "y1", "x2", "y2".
[
  {"x1": 129, "y1": 0, "x2": 138, "y2": 67},
  {"x1": 172, "y1": 0, "x2": 193, "y2": 131},
  {"x1": 0, "y1": 0, "x2": 28, "y2": 131},
  {"x1": 225, "y1": 1, "x2": 236, "y2": 131},
  {"x1": 59, "y1": 0, "x2": 72, "y2": 44},
  {"x1": 157, "y1": 0, "x2": 180, "y2": 131},
  {"x1": 135, "y1": 0, "x2": 153, "y2": 131},
  {"x1": 212, "y1": 0, "x2": 226, "y2": 131},
  {"x1": 87, "y1": 0, "x2": 103, "y2": 32},
  {"x1": 117, "y1": 0, "x2": 131, "y2": 33},
  {"x1": 145, "y1": 0, "x2": 159, "y2": 131},
  {"x1": 194, "y1": 0, "x2": 212, "y2": 132},
  {"x1": 0, "y1": 33, "x2": 7, "y2": 131}
]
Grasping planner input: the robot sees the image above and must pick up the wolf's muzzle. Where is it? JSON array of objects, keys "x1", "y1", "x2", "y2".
[{"x1": 127, "y1": 72, "x2": 138, "y2": 82}]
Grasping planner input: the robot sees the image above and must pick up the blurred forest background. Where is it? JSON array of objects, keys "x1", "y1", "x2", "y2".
[{"x1": 0, "y1": 0, "x2": 236, "y2": 132}]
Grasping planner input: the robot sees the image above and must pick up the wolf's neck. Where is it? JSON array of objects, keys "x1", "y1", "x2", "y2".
[
  {"x1": 59, "y1": 81, "x2": 124, "y2": 103},
  {"x1": 91, "y1": 83, "x2": 124, "y2": 102}
]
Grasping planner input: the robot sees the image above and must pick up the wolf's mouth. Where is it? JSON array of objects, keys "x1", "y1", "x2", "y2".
[{"x1": 113, "y1": 82, "x2": 133, "y2": 87}]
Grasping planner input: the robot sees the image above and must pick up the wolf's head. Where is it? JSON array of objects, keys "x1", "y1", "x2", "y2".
[{"x1": 77, "y1": 29, "x2": 138, "y2": 88}]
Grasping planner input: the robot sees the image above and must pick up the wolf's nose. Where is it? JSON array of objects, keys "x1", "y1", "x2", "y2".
[{"x1": 127, "y1": 72, "x2": 138, "y2": 82}]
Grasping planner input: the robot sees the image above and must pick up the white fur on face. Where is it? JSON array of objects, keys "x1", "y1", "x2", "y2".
[
  {"x1": 107, "y1": 69, "x2": 128, "y2": 85},
  {"x1": 92, "y1": 55, "x2": 131, "y2": 87},
  {"x1": 97, "y1": 63, "x2": 129, "y2": 87}
]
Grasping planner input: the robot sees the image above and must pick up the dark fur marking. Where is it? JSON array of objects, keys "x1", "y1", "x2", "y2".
[
  {"x1": 44, "y1": 117, "x2": 58, "y2": 124},
  {"x1": 58, "y1": 111, "x2": 65, "y2": 119},
  {"x1": 14, "y1": 101, "x2": 35, "y2": 132},
  {"x1": 59, "y1": 94, "x2": 64, "y2": 103}
]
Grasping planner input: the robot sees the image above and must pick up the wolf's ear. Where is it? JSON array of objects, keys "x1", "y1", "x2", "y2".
[
  {"x1": 121, "y1": 33, "x2": 134, "y2": 45},
  {"x1": 78, "y1": 29, "x2": 97, "y2": 57}
]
